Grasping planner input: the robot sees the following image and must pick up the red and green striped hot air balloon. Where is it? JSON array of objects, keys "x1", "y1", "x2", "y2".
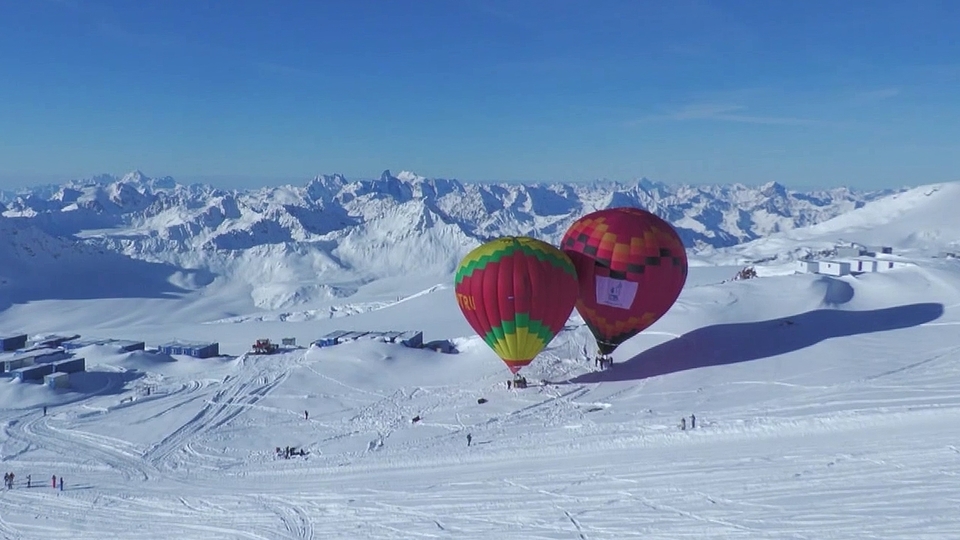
[{"x1": 454, "y1": 237, "x2": 579, "y2": 374}]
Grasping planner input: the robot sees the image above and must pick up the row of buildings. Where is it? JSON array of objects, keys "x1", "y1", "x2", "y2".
[
  {"x1": 1, "y1": 331, "x2": 223, "y2": 391},
  {"x1": 0, "y1": 339, "x2": 87, "y2": 389},
  {"x1": 796, "y1": 244, "x2": 906, "y2": 277}
]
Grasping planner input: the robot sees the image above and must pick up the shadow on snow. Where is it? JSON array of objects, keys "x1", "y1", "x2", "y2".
[{"x1": 568, "y1": 302, "x2": 945, "y2": 384}]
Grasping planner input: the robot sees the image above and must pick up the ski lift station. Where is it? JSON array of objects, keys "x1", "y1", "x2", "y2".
[
  {"x1": 313, "y1": 330, "x2": 423, "y2": 349},
  {"x1": 157, "y1": 340, "x2": 220, "y2": 359}
]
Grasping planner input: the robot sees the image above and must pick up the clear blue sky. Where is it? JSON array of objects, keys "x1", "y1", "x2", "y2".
[{"x1": 1, "y1": 0, "x2": 958, "y2": 190}]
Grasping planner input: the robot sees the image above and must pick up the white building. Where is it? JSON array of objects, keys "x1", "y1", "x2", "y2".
[
  {"x1": 836, "y1": 246, "x2": 866, "y2": 258},
  {"x1": 849, "y1": 258, "x2": 878, "y2": 273},
  {"x1": 875, "y1": 259, "x2": 901, "y2": 272},
  {"x1": 796, "y1": 260, "x2": 819, "y2": 274},
  {"x1": 818, "y1": 260, "x2": 851, "y2": 276}
]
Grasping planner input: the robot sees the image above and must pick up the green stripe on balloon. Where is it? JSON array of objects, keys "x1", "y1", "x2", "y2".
[
  {"x1": 455, "y1": 243, "x2": 575, "y2": 284},
  {"x1": 483, "y1": 313, "x2": 555, "y2": 348}
]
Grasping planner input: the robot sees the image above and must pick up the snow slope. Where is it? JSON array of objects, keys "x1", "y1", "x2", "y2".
[
  {"x1": 696, "y1": 182, "x2": 960, "y2": 270},
  {"x1": 2, "y1": 195, "x2": 960, "y2": 537}
]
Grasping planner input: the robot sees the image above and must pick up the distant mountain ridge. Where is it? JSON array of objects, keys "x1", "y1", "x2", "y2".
[{"x1": 0, "y1": 170, "x2": 898, "y2": 309}]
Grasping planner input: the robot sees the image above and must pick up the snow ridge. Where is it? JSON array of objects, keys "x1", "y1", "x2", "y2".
[{"x1": 0, "y1": 170, "x2": 905, "y2": 309}]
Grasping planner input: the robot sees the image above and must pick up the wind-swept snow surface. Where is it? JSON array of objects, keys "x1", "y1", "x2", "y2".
[{"x1": 1, "y1": 180, "x2": 960, "y2": 538}]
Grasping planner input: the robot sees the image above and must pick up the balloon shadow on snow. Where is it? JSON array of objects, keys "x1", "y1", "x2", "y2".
[{"x1": 568, "y1": 302, "x2": 945, "y2": 384}]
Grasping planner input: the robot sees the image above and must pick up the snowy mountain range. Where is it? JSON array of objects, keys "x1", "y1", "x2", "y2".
[{"x1": 0, "y1": 169, "x2": 913, "y2": 310}]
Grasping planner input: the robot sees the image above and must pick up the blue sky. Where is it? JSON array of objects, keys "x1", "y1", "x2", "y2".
[{"x1": 1, "y1": 0, "x2": 958, "y2": 190}]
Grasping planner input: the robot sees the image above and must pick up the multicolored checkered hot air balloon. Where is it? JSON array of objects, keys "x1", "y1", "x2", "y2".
[
  {"x1": 561, "y1": 207, "x2": 688, "y2": 359},
  {"x1": 454, "y1": 236, "x2": 579, "y2": 374}
]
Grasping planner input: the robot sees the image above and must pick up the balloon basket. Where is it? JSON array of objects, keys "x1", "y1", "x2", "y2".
[{"x1": 506, "y1": 373, "x2": 531, "y2": 389}]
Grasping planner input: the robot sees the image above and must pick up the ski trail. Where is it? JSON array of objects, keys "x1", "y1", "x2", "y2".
[
  {"x1": 144, "y1": 367, "x2": 289, "y2": 468},
  {"x1": 564, "y1": 510, "x2": 588, "y2": 540},
  {"x1": 260, "y1": 495, "x2": 316, "y2": 540},
  {"x1": 9, "y1": 414, "x2": 154, "y2": 482}
]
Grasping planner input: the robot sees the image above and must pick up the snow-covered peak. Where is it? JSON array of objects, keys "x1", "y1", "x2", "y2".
[
  {"x1": 121, "y1": 169, "x2": 148, "y2": 184},
  {"x1": 396, "y1": 170, "x2": 427, "y2": 182},
  {"x1": 2, "y1": 168, "x2": 922, "y2": 309}
]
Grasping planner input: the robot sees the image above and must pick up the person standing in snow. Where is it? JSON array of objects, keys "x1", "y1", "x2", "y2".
[
  {"x1": 680, "y1": 417, "x2": 686, "y2": 431},
  {"x1": 690, "y1": 414, "x2": 696, "y2": 429},
  {"x1": 466, "y1": 433, "x2": 472, "y2": 446},
  {"x1": 304, "y1": 410, "x2": 309, "y2": 420},
  {"x1": 52, "y1": 475, "x2": 56, "y2": 488},
  {"x1": 27, "y1": 475, "x2": 31, "y2": 488},
  {"x1": 59, "y1": 477, "x2": 63, "y2": 491}
]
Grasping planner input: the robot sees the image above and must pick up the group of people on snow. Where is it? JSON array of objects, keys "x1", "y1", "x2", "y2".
[
  {"x1": 679, "y1": 414, "x2": 697, "y2": 431},
  {"x1": 4, "y1": 472, "x2": 63, "y2": 490},
  {"x1": 594, "y1": 355, "x2": 613, "y2": 369}
]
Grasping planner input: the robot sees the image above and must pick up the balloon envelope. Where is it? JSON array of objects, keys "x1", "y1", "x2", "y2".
[
  {"x1": 454, "y1": 236, "x2": 579, "y2": 374},
  {"x1": 561, "y1": 207, "x2": 688, "y2": 356}
]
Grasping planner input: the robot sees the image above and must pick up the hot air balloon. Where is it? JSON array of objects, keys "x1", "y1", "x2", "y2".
[
  {"x1": 561, "y1": 207, "x2": 687, "y2": 365},
  {"x1": 454, "y1": 236, "x2": 579, "y2": 376}
]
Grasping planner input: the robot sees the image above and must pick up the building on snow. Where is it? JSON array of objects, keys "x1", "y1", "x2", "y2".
[
  {"x1": 875, "y1": 259, "x2": 902, "y2": 272},
  {"x1": 338, "y1": 331, "x2": 370, "y2": 342},
  {"x1": 312, "y1": 330, "x2": 423, "y2": 348},
  {"x1": 865, "y1": 245, "x2": 893, "y2": 255},
  {"x1": 795, "y1": 260, "x2": 819, "y2": 274},
  {"x1": 12, "y1": 363, "x2": 55, "y2": 382},
  {"x1": 836, "y1": 246, "x2": 866, "y2": 258},
  {"x1": 157, "y1": 340, "x2": 219, "y2": 359},
  {"x1": 849, "y1": 258, "x2": 878, "y2": 273},
  {"x1": 53, "y1": 357, "x2": 85, "y2": 374},
  {"x1": 62, "y1": 338, "x2": 144, "y2": 352},
  {"x1": 424, "y1": 339, "x2": 458, "y2": 354},
  {"x1": 0, "y1": 348, "x2": 70, "y2": 374},
  {"x1": 818, "y1": 260, "x2": 851, "y2": 277},
  {"x1": 44, "y1": 371, "x2": 70, "y2": 389},
  {"x1": 0, "y1": 334, "x2": 28, "y2": 352},
  {"x1": 30, "y1": 334, "x2": 80, "y2": 349},
  {"x1": 313, "y1": 330, "x2": 350, "y2": 348}
]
